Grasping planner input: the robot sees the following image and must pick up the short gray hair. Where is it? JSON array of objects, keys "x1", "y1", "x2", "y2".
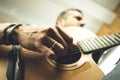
[{"x1": 56, "y1": 8, "x2": 83, "y2": 24}]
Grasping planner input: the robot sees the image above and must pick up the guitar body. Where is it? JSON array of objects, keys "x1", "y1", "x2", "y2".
[{"x1": 0, "y1": 26, "x2": 104, "y2": 80}]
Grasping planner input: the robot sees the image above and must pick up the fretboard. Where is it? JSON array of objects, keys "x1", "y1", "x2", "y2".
[{"x1": 77, "y1": 33, "x2": 120, "y2": 54}]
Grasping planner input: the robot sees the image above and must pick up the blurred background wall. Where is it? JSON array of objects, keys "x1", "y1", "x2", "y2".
[{"x1": 0, "y1": 0, "x2": 120, "y2": 34}]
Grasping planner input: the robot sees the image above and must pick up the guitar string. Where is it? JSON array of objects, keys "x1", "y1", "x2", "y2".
[{"x1": 66, "y1": 33, "x2": 120, "y2": 55}]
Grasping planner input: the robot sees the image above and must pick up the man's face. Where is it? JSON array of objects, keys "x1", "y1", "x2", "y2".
[{"x1": 63, "y1": 11, "x2": 85, "y2": 27}]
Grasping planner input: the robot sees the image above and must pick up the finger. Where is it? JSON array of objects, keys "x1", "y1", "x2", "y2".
[
  {"x1": 41, "y1": 36, "x2": 65, "y2": 56},
  {"x1": 46, "y1": 27, "x2": 66, "y2": 45},
  {"x1": 34, "y1": 42, "x2": 57, "y2": 60},
  {"x1": 56, "y1": 26, "x2": 73, "y2": 48},
  {"x1": 46, "y1": 27, "x2": 68, "y2": 55}
]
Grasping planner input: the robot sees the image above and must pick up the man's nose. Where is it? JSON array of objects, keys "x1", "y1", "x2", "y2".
[{"x1": 79, "y1": 21, "x2": 86, "y2": 27}]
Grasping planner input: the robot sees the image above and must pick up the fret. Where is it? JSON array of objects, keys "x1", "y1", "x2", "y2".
[
  {"x1": 111, "y1": 34, "x2": 120, "y2": 42},
  {"x1": 102, "y1": 36, "x2": 115, "y2": 45},
  {"x1": 114, "y1": 34, "x2": 120, "y2": 41},
  {"x1": 94, "y1": 38, "x2": 107, "y2": 47},
  {"x1": 115, "y1": 33, "x2": 120, "y2": 38},
  {"x1": 78, "y1": 39, "x2": 100, "y2": 53},
  {"x1": 99, "y1": 36, "x2": 111, "y2": 46},
  {"x1": 79, "y1": 40, "x2": 92, "y2": 52},
  {"x1": 106, "y1": 35, "x2": 119, "y2": 44},
  {"x1": 87, "y1": 39, "x2": 99, "y2": 50},
  {"x1": 97, "y1": 37, "x2": 108, "y2": 47},
  {"x1": 91, "y1": 38, "x2": 103, "y2": 49},
  {"x1": 85, "y1": 40, "x2": 96, "y2": 50},
  {"x1": 77, "y1": 33, "x2": 120, "y2": 54},
  {"x1": 82, "y1": 41, "x2": 90, "y2": 51},
  {"x1": 78, "y1": 41, "x2": 89, "y2": 52}
]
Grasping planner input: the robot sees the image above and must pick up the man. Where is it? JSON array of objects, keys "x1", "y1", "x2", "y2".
[
  {"x1": 56, "y1": 8, "x2": 85, "y2": 27},
  {"x1": 56, "y1": 8, "x2": 120, "y2": 80},
  {"x1": 56, "y1": 8, "x2": 103, "y2": 63}
]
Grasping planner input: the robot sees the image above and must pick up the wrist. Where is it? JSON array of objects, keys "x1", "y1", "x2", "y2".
[
  {"x1": 7, "y1": 24, "x2": 22, "y2": 45},
  {"x1": 0, "y1": 23, "x2": 22, "y2": 45},
  {"x1": 0, "y1": 23, "x2": 12, "y2": 44},
  {"x1": 13, "y1": 24, "x2": 25, "y2": 45}
]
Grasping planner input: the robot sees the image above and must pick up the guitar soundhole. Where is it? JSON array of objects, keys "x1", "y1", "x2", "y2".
[
  {"x1": 46, "y1": 45, "x2": 86, "y2": 70},
  {"x1": 56, "y1": 46, "x2": 81, "y2": 64}
]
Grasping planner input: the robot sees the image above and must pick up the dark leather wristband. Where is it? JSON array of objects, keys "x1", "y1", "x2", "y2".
[
  {"x1": 7, "y1": 24, "x2": 22, "y2": 45},
  {"x1": 0, "y1": 24, "x2": 16, "y2": 45}
]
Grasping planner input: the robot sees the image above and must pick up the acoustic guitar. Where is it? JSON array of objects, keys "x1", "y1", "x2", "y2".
[{"x1": 0, "y1": 26, "x2": 120, "y2": 80}]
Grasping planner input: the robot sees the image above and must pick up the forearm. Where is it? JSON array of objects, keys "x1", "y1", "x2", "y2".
[
  {"x1": 0, "y1": 23, "x2": 26, "y2": 55},
  {"x1": 0, "y1": 23, "x2": 72, "y2": 57},
  {"x1": 0, "y1": 23, "x2": 38, "y2": 56},
  {"x1": 0, "y1": 23, "x2": 41, "y2": 54},
  {"x1": 0, "y1": 23, "x2": 31, "y2": 45}
]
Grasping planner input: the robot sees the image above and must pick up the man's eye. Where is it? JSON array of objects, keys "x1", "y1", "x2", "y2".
[{"x1": 76, "y1": 17, "x2": 82, "y2": 20}]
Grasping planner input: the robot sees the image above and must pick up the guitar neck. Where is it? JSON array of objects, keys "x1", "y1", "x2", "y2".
[{"x1": 77, "y1": 33, "x2": 120, "y2": 54}]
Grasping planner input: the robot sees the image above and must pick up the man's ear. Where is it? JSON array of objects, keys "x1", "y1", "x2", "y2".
[{"x1": 57, "y1": 18, "x2": 65, "y2": 27}]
